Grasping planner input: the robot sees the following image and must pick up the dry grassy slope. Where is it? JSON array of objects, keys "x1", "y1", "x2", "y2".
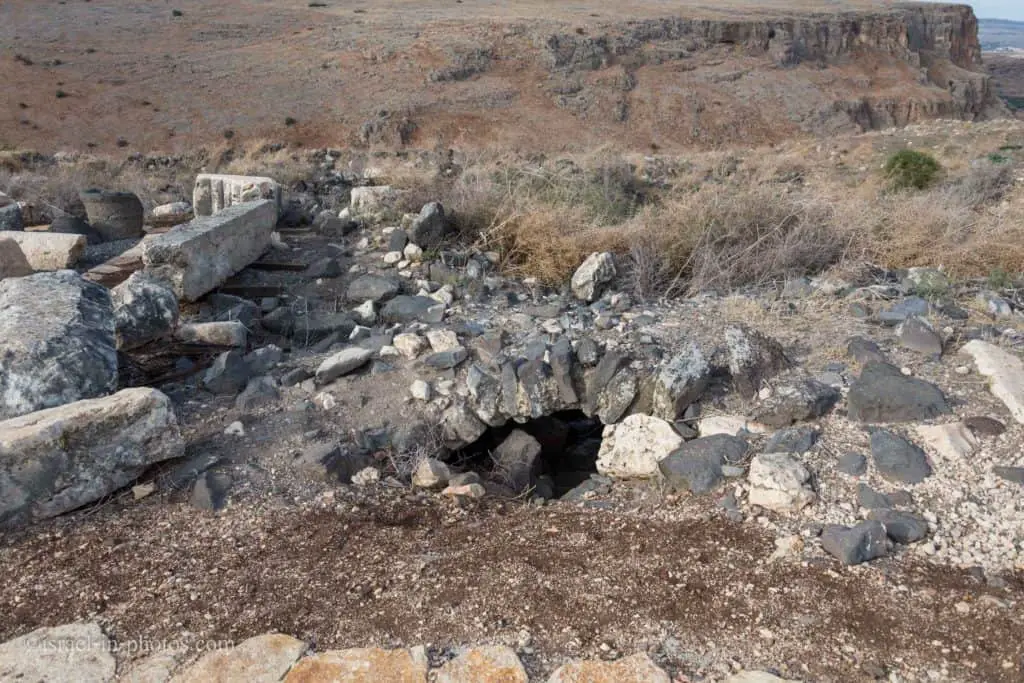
[{"x1": 0, "y1": 0, "x2": 1003, "y2": 154}]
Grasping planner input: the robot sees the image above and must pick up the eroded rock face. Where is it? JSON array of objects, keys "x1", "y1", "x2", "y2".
[
  {"x1": 0, "y1": 271, "x2": 117, "y2": 419},
  {"x1": 725, "y1": 324, "x2": 789, "y2": 400},
  {"x1": 0, "y1": 388, "x2": 184, "y2": 528}
]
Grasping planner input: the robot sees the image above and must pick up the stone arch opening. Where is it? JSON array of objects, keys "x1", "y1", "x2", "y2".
[{"x1": 450, "y1": 409, "x2": 604, "y2": 499}]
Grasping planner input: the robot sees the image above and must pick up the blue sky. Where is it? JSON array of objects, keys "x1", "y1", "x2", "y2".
[{"x1": 958, "y1": 1, "x2": 1024, "y2": 21}]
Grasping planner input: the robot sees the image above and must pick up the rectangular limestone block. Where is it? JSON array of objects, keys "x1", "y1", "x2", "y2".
[
  {"x1": 141, "y1": 199, "x2": 276, "y2": 301},
  {"x1": 0, "y1": 231, "x2": 86, "y2": 271},
  {"x1": 193, "y1": 173, "x2": 282, "y2": 217},
  {"x1": 0, "y1": 388, "x2": 184, "y2": 528}
]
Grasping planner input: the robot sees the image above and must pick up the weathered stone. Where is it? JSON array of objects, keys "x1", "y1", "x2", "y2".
[
  {"x1": 764, "y1": 426, "x2": 817, "y2": 454},
  {"x1": 897, "y1": 316, "x2": 943, "y2": 357},
  {"x1": 752, "y1": 378, "x2": 839, "y2": 428},
  {"x1": 347, "y1": 274, "x2": 400, "y2": 303},
  {"x1": 596, "y1": 368, "x2": 638, "y2": 424},
  {"x1": 570, "y1": 251, "x2": 616, "y2": 302},
  {"x1": 316, "y1": 347, "x2": 374, "y2": 384},
  {"x1": 284, "y1": 646, "x2": 427, "y2": 683},
  {"x1": 467, "y1": 363, "x2": 505, "y2": 426},
  {"x1": 878, "y1": 296, "x2": 929, "y2": 326},
  {"x1": 547, "y1": 653, "x2": 669, "y2": 683},
  {"x1": 837, "y1": 452, "x2": 867, "y2": 476},
  {"x1": 514, "y1": 358, "x2": 563, "y2": 419},
  {"x1": 382, "y1": 295, "x2": 445, "y2": 324},
  {"x1": 174, "y1": 633, "x2": 305, "y2": 683},
  {"x1": 961, "y1": 340, "x2": 1024, "y2": 423},
  {"x1": 245, "y1": 345, "x2": 283, "y2": 374},
  {"x1": 0, "y1": 203, "x2": 23, "y2": 232},
  {"x1": 847, "y1": 362, "x2": 949, "y2": 423},
  {"x1": 235, "y1": 376, "x2": 280, "y2": 412},
  {"x1": 0, "y1": 230, "x2": 86, "y2": 270},
  {"x1": 409, "y1": 201, "x2": 453, "y2": 249},
  {"x1": 111, "y1": 272, "x2": 178, "y2": 349},
  {"x1": 0, "y1": 388, "x2": 183, "y2": 528},
  {"x1": 698, "y1": 414, "x2": 768, "y2": 437},
  {"x1": 576, "y1": 337, "x2": 600, "y2": 366},
  {"x1": 435, "y1": 645, "x2": 527, "y2": 683},
  {"x1": 725, "y1": 324, "x2": 789, "y2": 399},
  {"x1": 0, "y1": 622, "x2": 114, "y2": 683},
  {"x1": 867, "y1": 508, "x2": 929, "y2": 544},
  {"x1": 48, "y1": 215, "x2": 103, "y2": 244},
  {"x1": 0, "y1": 237, "x2": 33, "y2": 279},
  {"x1": 190, "y1": 470, "x2": 232, "y2": 511},
  {"x1": 652, "y1": 343, "x2": 710, "y2": 420},
  {"x1": 427, "y1": 328, "x2": 461, "y2": 352},
  {"x1": 856, "y1": 483, "x2": 896, "y2": 509},
  {"x1": 442, "y1": 402, "x2": 488, "y2": 447},
  {"x1": 79, "y1": 189, "x2": 144, "y2": 240},
  {"x1": 120, "y1": 647, "x2": 187, "y2": 683},
  {"x1": 305, "y1": 257, "x2": 342, "y2": 279},
  {"x1": 724, "y1": 672, "x2": 800, "y2": 683},
  {"x1": 0, "y1": 271, "x2": 117, "y2": 419},
  {"x1": 915, "y1": 422, "x2": 977, "y2": 460},
  {"x1": 393, "y1": 333, "x2": 427, "y2": 359},
  {"x1": 596, "y1": 414, "x2": 683, "y2": 478},
  {"x1": 659, "y1": 435, "x2": 748, "y2": 494},
  {"x1": 203, "y1": 350, "x2": 252, "y2": 395},
  {"x1": 493, "y1": 429, "x2": 543, "y2": 493},
  {"x1": 192, "y1": 173, "x2": 281, "y2": 217},
  {"x1": 150, "y1": 201, "x2": 194, "y2": 227},
  {"x1": 585, "y1": 349, "x2": 629, "y2": 413},
  {"x1": 350, "y1": 186, "x2": 397, "y2": 212},
  {"x1": 549, "y1": 336, "x2": 578, "y2": 404},
  {"x1": 994, "y1": 466, "x2": 1024, "y2": 485},
  {"x1": 142, "y1": 200, "x2": 277, "y2": 301},
  {"x1": 964, "y1": 415, "x2": 1006, "y2": 437},
  {"x1": 176, "y1": 321, "x2": 248, "y2": 347},
  {"x1": 820, "y1": 521, "x2": 890, "y2": 565},
  {"x1": 412, "y1": 457, "x2": 451, "y2": 489},
  {"x1": 870, "y1": 428, "x2": 933, "y2": 485},
  {"x1": 846, "y1": 336, "x2": 888, "y2": 365},
  {"x1": 747, "y1": 452, "x2": 816, "y2": 512}
]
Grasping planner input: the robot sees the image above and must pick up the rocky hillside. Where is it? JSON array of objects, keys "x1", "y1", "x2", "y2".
[{"x1": 0, "y1": 0, "x2": 1007, "y2": 153}]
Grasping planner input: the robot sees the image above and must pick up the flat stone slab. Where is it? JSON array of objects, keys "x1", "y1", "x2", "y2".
[
  {"x1": 0, "y1": 230, "x2": 86, "y2": 270},
  {"x1": 193, "y1": 173, "x2": 282, "y2": 217},
  {"x1": 434, "y1": 646, "x2": 528, "y2": 683},
  {"x1": 174, "y1": 633, "x2": 306, "y2": 683},
  {"x1": 0, "y1": 271, "x2": 117, "y2": 419},
  {"x1": 283, "y1": 646, "x2": 428, "y2": 682},
  {"x1": 0, "y1": 622, "x2": 115, "y2": 683},
  {"x1": 961, "y1": 340, "x2": 1024, "y2": 423},
  {"x1": 0, "y1": 388, "x2": 184, "y2": 528},
  {"x1": 547, "y1": 653, "x2": 670, "y2": 683},
  {"x1": 142, "y1": 200, "x2": 276, "y2": 301}
]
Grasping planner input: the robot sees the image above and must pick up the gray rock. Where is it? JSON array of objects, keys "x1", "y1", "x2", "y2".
[
  {"x1": 244, "y1": 345, "x2": 283, "y2": 375},
  {"x1": 576, "y1": 337, "x2": 600, "y2": 366},
  {"x1": 48, "y1": 215, "x2": 102, "y2": 244},
  {"x1": 0, "y1": 203, "x2": 23, "y2": 232},
  {"x1": 820, "y1": 521, "x2": 890, "y2": 565},
  {"x1": 549, "y1": 337, "x2": 579, "y2": 404},
  {"x1": 651, "y1": 343, "x2": 710, "y2": 421},
  {"x1": 870, "y1": 428, "x2": 933, "y2": 484},
  {"x1": 585, "y1": 349, "x2": 630, "y2": 413},
  {"x1": 216, "y1": 302, "x2": 259, "y2": 328},
  {"x1": 316, "y1": 347, "x2": 373, "y2": 384},
  {"x1": 409, "y1": 202, "x2": 453, "y2": 249},
  {"x1": 0, "y1": 388, "x2": 183, "y2": 528},
  {"x1": 837, "y1": 452, "x2": 868, "y2": 476},
  {"x1": 571, "y1": 252, "x2": 616, "y2": 302},
  {"x1": 441, "y1": 402, "x2": 488, "y2": 447},
  {"x1": 176, "y1": 321, "x2": 247, "y2": 347},
  {"x1": 190, "y1": 470, "x2": 233, "y2": 511},
  {"x1": 492, "y1": 429, "x2": 543, "y2": 494},
  {"x1": 0, "y1": 271, "x2": 117, "y2": 419},
  {"x1": 752, "y1": 378, "x2": 839, "y2": 428},
  {"x1": 381, "y1": 295, "x2": 445, "y2": 324},
  {"x1": 517, "y1": 358, "x2": 564, "y2": 419},
  {"x1": 878, "y1": 296, "x2": 929, "y2": 326},
  {"x1": 111, "y1": 271, "x2": 178, "y2": 350},
  {"x1": 562, "y1": 474, "x2": 613, "y2": 501},
  {"x1": 867, "y1": 509, "x2": 929, "y2": 544},
  {"x1": 847, "y1": 362, "x2": 949, "y2": 423},
  {"x1": 305, "y1": 257, "x2": 342, "y2": 279},
  {"x1": 856, "y1": 483, "x2": 896, "y2": 509},
  {"x1": 203, "y1": 350, "x2": 252, "y2": 395},
  {"x1": 281, "y1": 367, "x2": 313, "y2": 387},
  {"x1": 292, "y1": 312, "x2": 356, "y2": 342},
  {"x1": 846, "y1": 336, "x2": 888, "y2": 365},
  {"x1": 79, "y1": 189, "x2": 144, "y2": 241},
  {"x1": 295, "y1": 442, "x2": 373, "y2": 483},
  {"x1": 0, "y1": 236, "x2": 32, "y2": 279},
  {"x1": 993, "y1": 466, "x2": 1024, "y2": 485},
  {"x1": 897, "y1": 316, "x2": 943, "y2": 357},
  {"x1": 346, "y1": 274, "x2": 400, "y2": 303},
  {"x1": 978, "y1": 290, "x2": 1013, "y2": 318},
  {"x1": 235, "y1": 376, "x2": 280, "y2": 412},
  {"x1": 725, "y1": 325, "x2": 789, "y2": 400},
  {"x1": 423, "y1": 347, "x2": 469, "y2": 369},
  {"x1": 964, "y1": 415, "x2": 1006, "y2": 437},
  {"x1": 142, "y1": 200, "x2": 276, "y2": 301},
  {"x1": 388, "y1": 229, "x2": 409, "y2": 252},
  {"x1": 764, "y1": 426, "x2": 818, "y2": 454},
  {"x1": 0, "y1": 622, "x2": 115, "y2": 682},
  {"x1": 596, "y1": 368, "x2": 638, "y2": 424},
  {"x1": 659, "y1": 435, "x2": 748, "y2": 494}
]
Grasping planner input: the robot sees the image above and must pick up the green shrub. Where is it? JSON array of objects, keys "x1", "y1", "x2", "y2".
[{"x1": 884, "y1": 150, "x2": 941, "y2": 191}]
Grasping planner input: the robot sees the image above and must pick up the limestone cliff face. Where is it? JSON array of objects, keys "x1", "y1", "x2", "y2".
[{"x1": 529, "y1": 2, "x2": 1004, "y2": 138}]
